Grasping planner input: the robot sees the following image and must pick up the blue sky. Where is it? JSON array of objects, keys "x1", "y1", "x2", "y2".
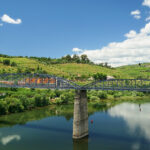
[{"x1": 0, "y1": 0, "x2": 150, "y2": 66}]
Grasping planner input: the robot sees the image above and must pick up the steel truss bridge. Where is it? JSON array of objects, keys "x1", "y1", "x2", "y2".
[{"x1": 1, "y1": 73, "x2": 150, "y2": 91}]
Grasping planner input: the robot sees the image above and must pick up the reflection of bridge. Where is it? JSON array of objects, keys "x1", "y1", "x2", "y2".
[{"x1": 1, "y1": 73, "x2": 150, "y2": 140}]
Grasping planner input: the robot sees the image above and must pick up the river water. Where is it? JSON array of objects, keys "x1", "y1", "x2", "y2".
[{"x1": 0, "y1": 102, "x2": 150, "y2": 150}]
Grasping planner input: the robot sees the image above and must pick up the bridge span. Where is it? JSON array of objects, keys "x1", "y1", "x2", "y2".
[
  {"x1": 1, "y1": 73, "x2": 150, "y2": 139},
  {"x1": 1, "y1": 73, "x2": 150, "y2": 91}
]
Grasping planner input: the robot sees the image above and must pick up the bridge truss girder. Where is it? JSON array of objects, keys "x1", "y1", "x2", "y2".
[{"x1": 0, "y1": 74, "x2": 150, "y2": 91}]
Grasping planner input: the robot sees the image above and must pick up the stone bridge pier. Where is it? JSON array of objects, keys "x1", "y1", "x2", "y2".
[{"x1": 73, "y1": 90, "x2": 88, "y2": 139}]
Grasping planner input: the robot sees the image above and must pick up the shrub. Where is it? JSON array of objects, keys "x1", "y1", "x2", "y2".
[
  {"x1": 25, "y1": 92, "x2": 34, "y2": 98},
  {"x1": 34, "y1": 95, "x2": 43, "y2": 107},
  {"x1": 3, "y1": 59, "x2": 10, "y2": 65},
  {"x1": 7, "y1": 98, "x2": 24, "y2": 113},
  {"x1": 28, "y1": 98, "x2": 35, "y2": 109},
  {"x1": 41, "y1": 95, "x2": 49, "y2": 106},
  {"x1": 17, "y1": 68, "x2": 22, "y2": 73},
  {"x1": 19, "y1": 95, "x2": 30, "y2": 110},
  {"x1": 131, "y1": 91, "x2": 137, "y2": 97},
  {"x1": 0, "y1": 100, "x2": 8, "y2": 115},
  {"x1": 98, "y1": 91, "x2": 108, "y2": 99},
  {"x1": 90, "y1": 96, "x2": 100, "y2": 101},
  {"x1": 107, "y1": 90, "x2": 115, "y2": 95},
  {"x1": 88, "y1": 90, "x2": 98, "y2": 97},
  {"x1": 49, "y1": 91, "x2": 56, "y2": 98},
  {"x1": 30, "y1": 88, "x2": 35, "y2": 92},
  {"x1": 114, "y1": 92, "x2": 122, "y2": 98},
  {"x1": 10, "y1": 88, "x2": 17, "y2": 91},
  {"x1": 34, "y1": 94, "x2": 49, "y2": 107},
  {"x1": 60, "y1": 92, "x2": 74, "y2": 104},
  {"x1": 92, "y1": 73, "x2": 107, "y2": 81},
  {"x1": 137, "y1": 92, "x2": 144, "y2": 97},
  {"x1": 54, "y1": 89, "x2": 62, "y2": 97},
  {"x1": 24, "y1": 68, "x2": 32, "y2": 73},
  {"x1": 54, "y1": 97, "x2": 63, "y2": 105},
  {"x1": 11, "y1": 62, "x2": 17, "y2": 67}
]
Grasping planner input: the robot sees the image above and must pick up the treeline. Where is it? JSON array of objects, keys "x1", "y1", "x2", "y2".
[
  {"x1": 0, "y1": 54, "x2": 24, "y2": 58},
  {"x1": 30, "y1": 54, "x2": 93, "y2": 65},
  {"x1": 0, "y1": 53, "x2": 113, "y2": 69},
  {"x1": 1, "y1": 59, "x2": 17, "y2": 66},
  {"x1": 0, "y1": 87, "x2": 147, "y2": 115},
  {"x1": 0, "y1": 88, "x2": 74, "y2": 115},
  {"x1": 0, "y1": 53, "x2": 92, "y2": 64}
]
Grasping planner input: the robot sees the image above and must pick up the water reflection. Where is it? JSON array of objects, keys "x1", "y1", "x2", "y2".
[
  {"x1": 0, "y1": 102, "x2": 150, "y2": 150},
  {"x1": 73, "y1": 137, "x2": 88, "y2": 150},
  {"x1": 0, "y1": 105, "x2": 74, "y2": 128},
  {"x1": 108, "y1": 103, "x2": 150, "y2": 141},
  {"x1": 1, "y1": 135, "x2": 21, "y2": 145},
  {"x1": 21, "y1": 123, "x2": 72, "y2": 134}
]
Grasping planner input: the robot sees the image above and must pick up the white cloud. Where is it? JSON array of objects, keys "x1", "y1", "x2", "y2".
[
  {"x1": 1, "y1": 135, "x2": 21, "y2": 145},
  {"x1": 72, "y1": 48, "x2": 83, "y2": 53},
  {"x1": 140, "y1": 22, "x2": 150, "y2": 34},
  {"x1": 142, "y1": 0, "x2": 150, "y2": 7},
  {"x1": 108, "y1": 103, "x2": 150, "y2": 141},
  {"x1": 0, "y1": 23, "x2": 3, "y2": 27},
  {"x1": 134, "y1": 15, "x2": 141, "y2": 19},
  {"x1": 131, "y1": 10, "x2": 141, "y2": 20},
  {"x1": 124, "y1": 30, "x2": 137, "y2": 38},
  {"x1": 131, "y1": 10, "x2": 141, "y2": 15},
  {"x1": 74, "y1": 22, "x2": 150, "y2": 67},
  {"x1": 1, "y1": 14, "x2": 22, "y2": 24},
  {"x1": 146, "y1": 16, "x2": 150, "y2": 21}
]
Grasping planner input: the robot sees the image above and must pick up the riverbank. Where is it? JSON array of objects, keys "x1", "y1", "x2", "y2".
[{"x1": 0, "y1": 87, "x2": 150, "y2": 116}]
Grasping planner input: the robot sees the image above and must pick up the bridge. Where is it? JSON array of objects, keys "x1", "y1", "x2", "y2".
[
  {"x1": 1, "y1": 73, "x2": 150, "y2": 139},
  {"x1": 1, "y1": 73, "x2": 150, "y2": 91}
]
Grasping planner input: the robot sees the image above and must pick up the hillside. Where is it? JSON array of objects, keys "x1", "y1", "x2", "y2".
[
  {"x1": 117, "y1": 63, "x2": 150, "y2": 79},
  {"x1": 0, "y1": 56, "x2": 150, "y2": 84}
]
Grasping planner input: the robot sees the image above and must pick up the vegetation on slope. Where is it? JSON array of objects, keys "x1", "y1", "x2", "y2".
[
  {"x1": 0, "y1": 87, "x2": 149, "y2": 115},
  {"x1": 1, "y1": 54, "x2": 150, "y2": 116},
  {"x1": 1, "y1": 54, "x2": 150, "y2": 83},
  {"x1": 0, "y1": 55, "x2": 128, "y2": 84}
]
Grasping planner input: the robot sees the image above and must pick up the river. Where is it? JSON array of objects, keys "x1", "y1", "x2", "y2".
[{"x1": 0, "y1": 102, "x2": 150, "y2": 150}]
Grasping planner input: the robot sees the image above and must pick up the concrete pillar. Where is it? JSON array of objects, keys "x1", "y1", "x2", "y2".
[{"x1": 73, "y1": 90, "x2": 88, "y2": 139}]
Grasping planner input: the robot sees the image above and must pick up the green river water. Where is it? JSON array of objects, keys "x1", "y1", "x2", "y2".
[{"x1": 0, "y1": 102, "x2": 150, "y2": 150}]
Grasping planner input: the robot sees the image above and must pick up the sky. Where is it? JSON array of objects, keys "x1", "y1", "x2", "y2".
[{"x1": 0, "y1": 0, "x2": 150, "y2": 66}]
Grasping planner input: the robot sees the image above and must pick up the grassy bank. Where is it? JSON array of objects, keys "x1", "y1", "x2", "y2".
[{"x1": 0, "y1": 87, "x2": 150, "y2": 116}]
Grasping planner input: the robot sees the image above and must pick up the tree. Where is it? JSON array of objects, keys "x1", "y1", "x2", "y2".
[
  {"x1": 104, "y1": 62, "x2": 108, "y2": 67},
  {"x1": 80, "y1": 54, "x2": 90, "y2": 63},
  {"x1": 72, "y1": 54, "x2": 80, "y2": 63},
  {"x1": 65, "y1": 55, "x2": 72, "y2": 62},
  {"x1": 24, "y1": 68, "x2": 31, "y2": 73},
  {"x1": 17, "y1": 68, "x2": 22, "y2": 73},
  {"x1": 37, "y1": 65, "x2": 40, "y2": 71},
  {"x1": 92, "y1": 73, "x2": 107, "y2": 81}
]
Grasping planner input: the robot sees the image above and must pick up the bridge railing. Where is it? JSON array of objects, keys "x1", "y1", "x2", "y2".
[
  {"x1": 1, "y1": 74, "x2": 150, "y2": 91},
  {"x1": 0, "y1": 73, "x2": 80, "y2": 89},
  {"x1": 82, "y1": 79, "x2": 150, "y2": 91}
]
